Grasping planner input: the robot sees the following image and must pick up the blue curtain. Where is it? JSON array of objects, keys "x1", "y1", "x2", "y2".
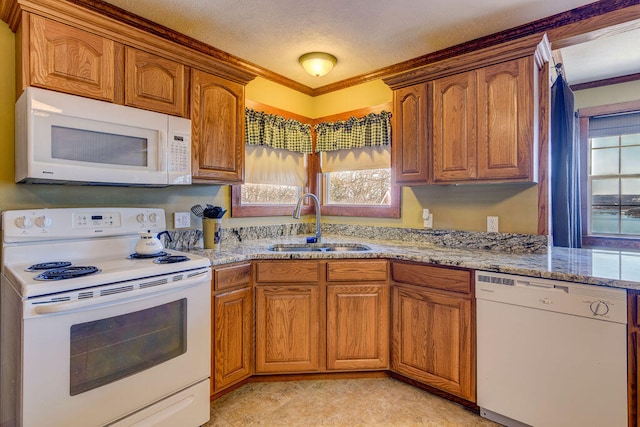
[{"x1": 550, "y1": 72, "x2": 582, "y2": 248}]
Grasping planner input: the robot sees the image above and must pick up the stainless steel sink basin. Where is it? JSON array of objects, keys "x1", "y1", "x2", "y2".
[{"x1": 268, "y1": 243, "x2": 371, "y2": 252}]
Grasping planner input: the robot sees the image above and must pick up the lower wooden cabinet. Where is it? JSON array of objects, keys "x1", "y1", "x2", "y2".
[
  {"x1": 391, "y1": 262, "x2": 475, "y2": 402},
  {"x1": 628, "y1": 291, "x2": 640, "y2": 427},
  {"x1": 255, "y1": 285, "x2": 320, "y2": 373},
  {"x1": 326, "y1": 283, "x2": 389, "y2": 370},
  {"x1": 254, "y1": 259, "x2": 389, "y2": 374},
  {"x1": 211, "y1": 263, "x2": 253, "y2": 394}
]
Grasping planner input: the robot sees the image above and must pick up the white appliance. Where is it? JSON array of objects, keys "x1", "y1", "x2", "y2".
[
  {"x1": 15, "y1": 87, "x2": 192, "y2": 186},
  {"x1": 1, "y1": 208, "x2": 211, "y2": 427},
  {"x1": 476, "y1": 271, "x2": 627, "y2": 427}
]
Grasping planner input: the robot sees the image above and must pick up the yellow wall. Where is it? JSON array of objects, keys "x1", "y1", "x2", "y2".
[{"x1": 1, "y1": 20, "x2": 541, "y2": 234}]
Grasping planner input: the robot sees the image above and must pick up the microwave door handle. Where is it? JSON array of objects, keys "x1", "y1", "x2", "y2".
[{"x1": 158, "y1": 130, "x2": 168, "y2": 172}]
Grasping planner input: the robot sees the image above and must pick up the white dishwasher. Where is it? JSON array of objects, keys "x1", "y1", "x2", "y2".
[{"x1": 476, "y1": 271, "x2": 628, "y2": 427}]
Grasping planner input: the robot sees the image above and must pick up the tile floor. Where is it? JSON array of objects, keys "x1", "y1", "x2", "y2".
[{"x1": 203, "y1": 377, "x2": 499, "y2": 426}]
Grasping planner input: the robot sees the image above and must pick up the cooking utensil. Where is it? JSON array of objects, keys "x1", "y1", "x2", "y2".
[
  {"x1": 191, "y1": 205, "x2": 204, "y2": 217},
  {"x1": 203, "y1": 206, "x2": 227, "y2": 219}
]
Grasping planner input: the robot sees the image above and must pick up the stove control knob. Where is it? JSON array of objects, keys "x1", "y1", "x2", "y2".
[
  {"x1": 136, "y1": 213, "x2": 146, "y2": 223},
  {"x1": 148, "y1": 213, "x2": 159, "y2": 223},
  {"x1": 590, "y1": 300, "x2": 609, "y2": 316},
  {"x1": 15, "y1": 216, "x2": 33, "y2": 229},
  {"x1": 35, "y1": 215, "x2": 52, "y2": 228}
]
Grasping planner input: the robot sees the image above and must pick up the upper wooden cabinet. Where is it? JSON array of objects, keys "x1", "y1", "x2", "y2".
[
  {"x1": 432, "y1": 71, "x2": 477, "y2": 182},
  {"x1": 385, "y1": 33, "x2": 550, "y2": 185},
  {"x1": 433, "y1": 57, "x2": 535, "y2": 182},
  {"x1": 191, "y1": 69, "x2": 245, "y2": 183},
  {"x1": 27, "y1": 14, "x2": 116, "y2": 102},
  {"x1": 392, "y1": 83, "x2": 431, "y2": 184},
  {"x1": 125, "y1": 47, "x2": 187, "y2": 117}
]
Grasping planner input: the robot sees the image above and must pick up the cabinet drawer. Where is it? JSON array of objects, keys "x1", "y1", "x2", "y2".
[
  {"x1": 392, "y1": 262, "x2": 471, "y2": 294},
  {"x1": 326, "y1": 260, "x2": 388, "y2": 282},
  {"x1": 256, "y1": 261, "x2": 319, "y2": 283},
  {"x1": 214, "y1": 263, "x2": 251, "y2": 291}
]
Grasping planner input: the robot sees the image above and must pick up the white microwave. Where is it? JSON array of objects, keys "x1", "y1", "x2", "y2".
[{"x1": 15, "y1": 87, "x2": 192, "y2": 186}]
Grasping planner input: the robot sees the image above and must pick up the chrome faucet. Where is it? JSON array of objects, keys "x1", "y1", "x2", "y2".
[{"x1": 293, "y1": 193, "x2": 322, "y2": 243}]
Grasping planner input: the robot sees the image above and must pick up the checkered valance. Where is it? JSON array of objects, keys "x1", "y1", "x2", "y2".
[
  {"x1": 245, "y1": 108, "x2": 313, "y2": 154},
  {"x1": 314, "y1": 111, "x2": 392, "y2": 152}
]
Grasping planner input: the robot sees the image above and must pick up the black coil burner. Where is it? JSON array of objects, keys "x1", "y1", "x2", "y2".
[
  {"x1": 34, "y1": 266, "x2": 100, "y2": 281},
  {"x1": 26, "y1": 261, "x2": 72, "y2": 271},
  {"x1": 127, "y1": 252, "x2": 168, "y2": 259},
  {"x1": 153, "y1": 255, "x2": 189, "y2": 264}
]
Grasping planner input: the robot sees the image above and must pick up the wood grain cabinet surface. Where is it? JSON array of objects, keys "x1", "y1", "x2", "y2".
[
  {"x1": 628, "y1": 291, "x2": 640, "y2": 427},
  {"x1": 125, "y1": 47, "x2": 187, "y2": 117},
  {"x1": 392, "y1": 83, "x2": 430, "y2": 184},
  {"x1": 27, "y1": 14, "x2": 116, "y2": 101},
  {"x1": 254, "y1": 260, "x2": 390, "y2": 374},
  {"x1": 391, "y1": 261, "x2": 475, "y2": 402},
  {"x1": 384, "y1": 33, "x2": 550, "y2": 186},
  {"x1": 433, "y1": 57, "x2": 535, "y2": 183},
  {"x1": 191, "y1": 69, "x2": 245, "y2": 183},
  {"x1": 211, "y1": 263, "x2": 253, "y2": 395},
  {"x1": 326, "y1": 283, "x2": 389, "y2": 370}
]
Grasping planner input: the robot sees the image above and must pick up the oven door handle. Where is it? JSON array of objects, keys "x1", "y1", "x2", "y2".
[{"x1": 33, "y1": 275, "x2": 208, "y2": 315}]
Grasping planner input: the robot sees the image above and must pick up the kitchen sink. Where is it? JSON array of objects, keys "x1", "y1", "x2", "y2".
[{"x1": 268, "y1": 243, "x2": 371, "y2": 252}]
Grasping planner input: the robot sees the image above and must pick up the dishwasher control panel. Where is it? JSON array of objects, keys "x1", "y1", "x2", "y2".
[{"x1": 476, "y1": 271, "x2": 627, "y2": 324}]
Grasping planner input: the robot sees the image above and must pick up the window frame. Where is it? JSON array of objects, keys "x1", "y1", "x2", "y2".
[
  {"x1": 232, "y1": 100, "x2": 315, "y2": 218},
  {"x1": 315, "y1": 103, "x2": 400, "y2": 219},
  {"x1": 578, "y1": 100, "x2": 640, "y2": 249},
  {"x1": 232, "y1": 101, "x2": 400, "y2": 219}
]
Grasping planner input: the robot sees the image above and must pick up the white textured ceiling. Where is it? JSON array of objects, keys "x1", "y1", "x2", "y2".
[{"x1": 102, "y1": 0, "x2": 636, "y2": 89}]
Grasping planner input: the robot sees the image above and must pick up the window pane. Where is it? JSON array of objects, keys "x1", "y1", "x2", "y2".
[
  {"x1": 591, "y1": 206, "x2": 619, "y2": 234},
  {"x1": 591, "y1": 136, "x2": 619, "y2": 148},
  {"x1": 591, "y1": 147, "x2": 619, "y2": 175},
  {"x1": 621, "y1": 133, "x2": 640, "y2": 146},
  {"x1": 591, "y1": 178, "x2": 619, "y2": 206},
  {"x1": 622, "y1": 179, "x2": 640, "y2": 206},
  {"x1": 621, "y1": 207, "x2": 640, "y2": 235},
  {"x1": 241, "y1": 183, "x2": 301, "y2": 205},
  {"x1": 621, "y1": 146, "x2": 640, "y2": 174},
  {"x1": 325, "y1": 169, "x2": 391, "y2": 205}
]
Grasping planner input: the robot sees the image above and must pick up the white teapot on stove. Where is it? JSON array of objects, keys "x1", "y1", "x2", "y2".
[{"x1": 135, "y1": 230, "x2": 171, "y2": 255}]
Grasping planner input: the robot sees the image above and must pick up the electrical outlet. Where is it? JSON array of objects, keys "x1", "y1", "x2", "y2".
[
  {"x1": 174, "y1": 212, "x2": 191, "y2": 229},
  {"x1": 487, "y1": 216, "x2": 499, "y2": 233}
]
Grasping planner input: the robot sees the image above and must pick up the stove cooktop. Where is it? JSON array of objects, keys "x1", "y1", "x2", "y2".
[{"x1": 4, "y1": 249, "x2": 209, "y2": 299}]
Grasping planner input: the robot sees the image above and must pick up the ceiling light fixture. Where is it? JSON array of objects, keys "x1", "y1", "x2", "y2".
[{"x1": 298, "y1": 52, "x2": 337, "y2": 77}]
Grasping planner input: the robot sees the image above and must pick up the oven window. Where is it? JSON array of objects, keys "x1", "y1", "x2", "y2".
[
  {"x1": 52, "y1": 126, "x2": 148, "y2": 167},
  {"x1": 69, "y1": 299, "x2": 186, "y2": 395}
]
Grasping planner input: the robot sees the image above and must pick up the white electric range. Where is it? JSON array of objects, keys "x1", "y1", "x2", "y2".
[{"x1": 1, "y1": 207, "x2": 211, "y2": 427}]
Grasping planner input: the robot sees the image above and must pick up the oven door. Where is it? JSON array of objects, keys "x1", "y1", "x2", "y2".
[{"x1": 20, "y1": 272, "x2": 210, "y2": 427}]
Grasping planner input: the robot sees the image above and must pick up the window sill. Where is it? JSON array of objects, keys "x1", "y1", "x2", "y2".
[{"x1": 582, "y1": 235, "x2": 640, "y2": 250}]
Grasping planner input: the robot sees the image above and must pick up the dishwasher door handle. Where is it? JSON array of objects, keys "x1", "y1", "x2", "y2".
[{"x1": 516, "y1": 280, "x2": 569, "y2": 293}]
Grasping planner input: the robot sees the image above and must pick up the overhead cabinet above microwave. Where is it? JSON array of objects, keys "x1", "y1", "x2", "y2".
[
  {"x1": 7, "y1": 9, "x2": 256, "y2": 184},
  {"x1": 15, "y1": 87, "x2": 192, "y2": 186}
]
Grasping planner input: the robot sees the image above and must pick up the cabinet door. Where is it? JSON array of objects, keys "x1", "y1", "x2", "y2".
[
  {"x1": 432, "y1": 71, "x2": 477, "y2": 182},
  {"x1": 255, "y1": 286, "x2": 319, "y2": 373},
  {"x1": 191, "y1": 69, "x2": 245, "y2": 182},
  {"x1": 392, "y1": 285, "x2": 474, "y2": 401},
  {"x1": 29, "y1": 14, "x2": 115, "y2": 101},
  {"x1": 392, "y1": 83, "x2": 430, "y2": 184},
  {"x1": 125, "y1": 47, "x2": 187, "y2": 117},
  {"x1": 326, "y1": 284, "x2": 389, "y2": 370},
  {"x1": 212, "y1": 287, "x2": 253, "y2": 393},
  {"x1": 477, "y1": 57, "x2": 534, "y2": 180}
]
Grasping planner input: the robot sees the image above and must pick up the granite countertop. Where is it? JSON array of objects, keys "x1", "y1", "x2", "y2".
[{"x1": 179, "y1": 231, "x2": 640, "y2": 292}]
